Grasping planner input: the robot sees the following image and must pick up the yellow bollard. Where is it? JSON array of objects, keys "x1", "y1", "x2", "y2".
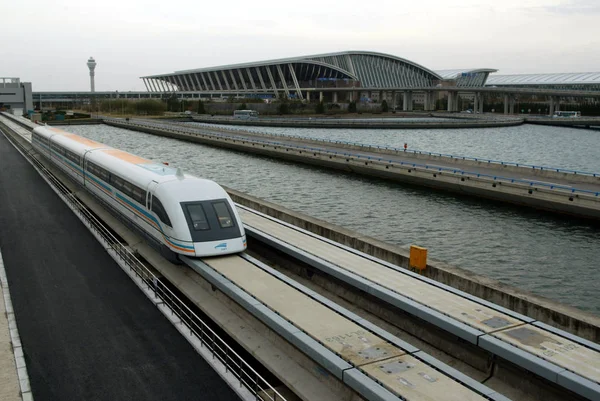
[{"x1": 410, "y1": 245, "x2": 427, "y2": 271}]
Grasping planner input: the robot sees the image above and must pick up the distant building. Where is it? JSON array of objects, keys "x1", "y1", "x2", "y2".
[
  {"x1": 0, "y1": 78, "x2": 33, "y2": 114},
  {"x1": 486, "y1": 73, "x2": 600, "y2": 91}
]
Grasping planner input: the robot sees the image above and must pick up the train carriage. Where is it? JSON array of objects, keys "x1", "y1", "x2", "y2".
[{"x1": 31, "y1": 125, "x2": 246, "y2": 259}]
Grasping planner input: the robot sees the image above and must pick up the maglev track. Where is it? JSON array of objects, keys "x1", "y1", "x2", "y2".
[
  {"x1": 183, "y1": 254, "x2": 499, "y2": 401},
  {"x1": 2, "y1": 113, "x2": 599, "y2": 401},
  {"x1": 238, "y1": 205, "x2": 600, "y2": 400},
  {"x1": 0, "y1": 113, "x2": 503, "y2": 400}
]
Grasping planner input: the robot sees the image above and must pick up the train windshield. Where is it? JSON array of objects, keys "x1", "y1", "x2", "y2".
[
  {"x1": 185, "y1": 204, "x2": 210, "y2": 231},
  {"x1": 212, "y1": 201, "x2": 234, "y2": 228},
  {"x1": 181, "y1": 199, "x2": 241, "y2": 242}
]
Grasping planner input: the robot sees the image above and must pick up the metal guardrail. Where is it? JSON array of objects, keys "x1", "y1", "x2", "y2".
[
  {"x1": 190, "y1": 121, "x2": 600, "y2": 178},
  {"x1": 109, "y1": 119, "x2": 600, "y2": 197},
  {"x1": 0, "y1": 119, "x2": 286, "y2": 401}
]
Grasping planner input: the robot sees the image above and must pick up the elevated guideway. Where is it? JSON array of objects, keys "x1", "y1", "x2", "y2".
[
  {"x1": 183, "y1": 254, "x2": 503, "y2": 401},
  {"x1": 0, "y1": 113, "x2": 505, "y2": 401},
  {"x1": 237, "y1": 206, "x2": 600, "y2": 401},
  {"x1": 0, "y1": 115, "x2": 243, "y2": 400},
  {"x1": 103, "y1": 118, "x2": 600, "y2": 220},
  {"x1": 3, "y1": 113, "x2": 599, "y2": 400}
]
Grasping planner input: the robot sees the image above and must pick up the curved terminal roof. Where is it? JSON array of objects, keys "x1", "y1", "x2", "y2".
[
  {"x1": 487, "y1": 72, "x2": 600, "y2": 86},
  {"x1": 142, "y1": 51, "x2": 443, "y2": 94},
  {"x1": 435, "y1": 68, "x2": 498, "y2": 80},
  {"x1": 434, "y1": 68, "x2": 497, "y2": 87}
]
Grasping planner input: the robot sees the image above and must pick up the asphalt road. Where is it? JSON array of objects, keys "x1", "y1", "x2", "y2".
[{"x1": 0, "y1": 131, "x2": 239, "y2": 400}]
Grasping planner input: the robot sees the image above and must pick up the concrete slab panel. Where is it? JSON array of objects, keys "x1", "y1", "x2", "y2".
[
  {"x1": 492, "y1": 325, "x2": 600, "y2": 383},
  {"x1": 360, "y1": 355, "x2": 488, "y2": 401},
  {"x1": 203, "y1": 256, "x2": 404, "y2": 367},
  {"x1": 240, "y1": 209, "x2": 524, "y2": 335}
]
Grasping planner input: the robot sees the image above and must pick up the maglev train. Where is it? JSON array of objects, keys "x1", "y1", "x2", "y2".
[{"x1": 31, "y1": 125, "x2": 246, "y2": 259}]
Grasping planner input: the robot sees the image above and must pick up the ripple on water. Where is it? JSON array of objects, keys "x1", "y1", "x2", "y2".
[{"x1": 66, "y1": 124, "x2": 600, "y2": 315}]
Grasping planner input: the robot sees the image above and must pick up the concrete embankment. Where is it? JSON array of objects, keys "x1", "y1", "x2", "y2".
[
  {"x1": 105, "y1": 120, "x2": 600, "y2": 221},
  {"x1": 192, "y1": 115, "x2": 524, "y2": 129},
  {"x1": 191, "y1": 122, "x2": 600, "y2": 186},
  {"x1": 225, "y1": 186, "x2": 600, "y2": 343},
  {"x1": 47, "y1": 118, "x2": 103, "y2": 126},
  {"x1": 525, "y1": 116, "x2": 600, "y2": 129}
]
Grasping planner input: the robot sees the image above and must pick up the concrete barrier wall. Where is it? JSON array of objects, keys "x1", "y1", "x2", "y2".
[
  {"x1": 192, "y1": 116, "x2": 524, "y2": 129},
  {"x1": 197, "y1": 124, "x2": 600, "y2": 185},
  {"x1": 224, "y1": 187, "x2": 600, "y2": 343}
]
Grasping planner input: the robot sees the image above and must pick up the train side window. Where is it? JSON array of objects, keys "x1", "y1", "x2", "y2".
[
  {"x1": 152, "y1": 196, "x2": 172, "y2": 227},
  {"x1": 132, "y1": 186, "x2": 146, "y2": 205},
  {"x1": 99, "y1": 167, "x2": 110, "y2": 183},
  {"x1": 111, "y1": 175, "x2": 124, "y2": 192},
  {"x1": 212, "y1": 201, "x2": 234, "y2": 228},
  {"x1": 185, "y1": 204, "x2": 210, "y2": 231},
  {"x1": 122, "y1": 180, "x2": 133, "y2": 198}
]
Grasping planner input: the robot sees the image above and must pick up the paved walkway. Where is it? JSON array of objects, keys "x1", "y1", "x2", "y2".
[
  {"x1": 0, "y1": 131, "x2": 240, "y2": 400},
  {"x1": 0, "y1": 266, "x2": 21, "y2": 401}
]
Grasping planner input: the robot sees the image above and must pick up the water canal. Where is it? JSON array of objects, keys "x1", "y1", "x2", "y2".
[{"x1": 68, "y1": 124, "x2": 600, "y2": 314}]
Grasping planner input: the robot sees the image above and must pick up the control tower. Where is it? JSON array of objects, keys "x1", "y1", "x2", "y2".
[{"x1": 87, "y1": 57, "x2": 97, "y2": 93}]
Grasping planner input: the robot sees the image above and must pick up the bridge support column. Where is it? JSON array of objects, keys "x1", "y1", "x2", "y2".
[
  {"x1": 548, "y1": 96, "x2": 554, "y2": 115},
  {"x1": 424, "y1": 91, "x2": 434, "y2": 111},
  {"x1": 473, "y1": 93, "x2": 479, "y2": 114},
  {"x1": 333, "y1": 92, "x2": 338, "y2": 103},
  {"x1": 403, "y1": 91, "x2": 413, "y2": 111},
  {"x1": 319, "y1": 91, "x2": 324, "y2": 102},
  {"x1": 478, "y1": 93, "x2": 484, "y2": 113},
  {"x1": 306, "y1": 91, "x2": 311, "y2": 103},
  {"x1": 503, "y1": 94, "x2": 509, "y2": 114},
  {"x1": 447, "y1": 92, "x2": 456, "y2": 112},
  {"x1": 509, "y1": 96, "x2": 515, "y2": 114},
  {"x1": 554, "y1": 96, "x2": 561, "y2": 112},
  {"x1": 391, "y1": 91, "x2": 397, "y2": 109}
]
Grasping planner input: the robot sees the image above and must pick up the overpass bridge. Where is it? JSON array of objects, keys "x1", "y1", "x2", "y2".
[{"x1": 1, "y1": 113, "x2": 599, "y2": 401}]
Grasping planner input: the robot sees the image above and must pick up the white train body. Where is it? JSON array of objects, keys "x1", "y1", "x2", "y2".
[{"x1": 31, "y1": 125, "x2": 246, "y2": 258}]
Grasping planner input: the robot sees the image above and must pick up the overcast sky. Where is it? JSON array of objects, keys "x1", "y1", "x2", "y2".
[{"x1": 3, "y1": 0, "x2": 599, "y2": 91}]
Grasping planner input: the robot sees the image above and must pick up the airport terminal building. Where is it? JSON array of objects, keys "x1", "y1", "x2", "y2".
[
  {"x1": 141, "y1": 51, "x2": 496, "y2": 103},
  {"x1": 30, "y1": 51, "x2": 600, "y2": 113}
]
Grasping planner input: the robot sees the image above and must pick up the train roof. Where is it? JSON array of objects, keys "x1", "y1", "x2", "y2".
[
  {"x1": 42, "y1": 126, "x2": 107, "y2": 152},
  {"x1": 34, "y1": 125, "x2": 216, "y2": 188}
]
